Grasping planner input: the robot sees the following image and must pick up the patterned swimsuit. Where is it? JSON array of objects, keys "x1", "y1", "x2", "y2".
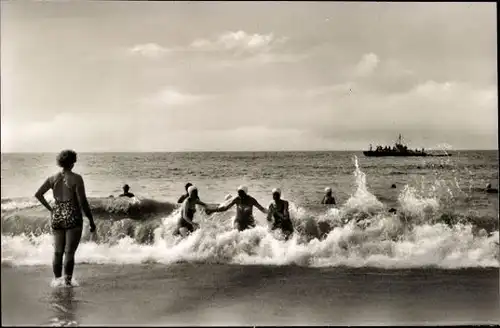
[
  {"x1": 51, "y1": 174, "x2": 83, "y2": 230},
  {"x1": 51, "y1": 200, "x2": 82, "y2": 230}
]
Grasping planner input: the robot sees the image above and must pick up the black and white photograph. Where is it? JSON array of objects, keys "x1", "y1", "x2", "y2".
[{"x1": 1, "y1": 1, "x2": 498, "y2": 326}]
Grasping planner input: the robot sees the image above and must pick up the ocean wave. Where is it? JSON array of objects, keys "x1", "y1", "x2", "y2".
[
  {"x1": 1, "y1": 196, "x2": 177, "y2": 217},
  {"x1": 86, "y1": 197, "x2": 177, "y2": 219},
  {"x1": 2, "y1": 157, "x2": 498, "y2": 269},
  {"x1": 1, "y1": 197, "x2": 41, "y2": 211}
]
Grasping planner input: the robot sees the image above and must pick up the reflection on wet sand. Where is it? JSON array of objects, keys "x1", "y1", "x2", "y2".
[{"x1": 47, "y1": 287, "x2": 78, "y2": 327}]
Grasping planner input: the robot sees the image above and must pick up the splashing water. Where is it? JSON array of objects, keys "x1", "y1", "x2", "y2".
[
  {"x1": 50, "y1": 277, "x2": 80, "y2": 288},
  {"x1": 1, "y1": 156, "x2": 498, "y2": 269},
  {"x1": 343, "y1": 156, "x2": 384, "y2": 213}
]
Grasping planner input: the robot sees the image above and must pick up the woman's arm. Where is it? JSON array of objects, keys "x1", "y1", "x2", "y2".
[
  {"x1": 195, "y1": 199, "x2": 208, "y2": 208},
  {"x1": 35, "y1": 177, "x2": 53, "y2": 212},
  {"x1": 267, "y1": 204, "x2": 274, "y2": 222},
  {"x1": 214, "y1": 198, "x2": 237, "y2": 212},
  {"x1": 253, "y1": 198, "x2": 268, "y2": 214},
  {"x1": 177, "y1": 194, "x2": 186, "y2": 204},
  {"x1": 75, "y1": 175, "x2": 96, "y2": 230}
]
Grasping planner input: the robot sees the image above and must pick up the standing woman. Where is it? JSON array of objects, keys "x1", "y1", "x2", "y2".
[{"x1": 35, "y1": 150, "x2": 96, "y2": 286}]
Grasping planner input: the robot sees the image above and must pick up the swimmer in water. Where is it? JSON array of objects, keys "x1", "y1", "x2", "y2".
[
  {"x1": 206, "y1": 185, "x2": 268, "y2": 231},
  {"x1": 321, "y1": 187, "x2": 336, "y2": 205},
  {"x1": 267, "y1": 188, "x2": 294, "y2": 240},
  {"x1": 173, "y1": 186, "x2": 209, "y2": 237},
  {"x1": 119, "y1": 184, "x2": 135, "y2": 198},
  {"x1": 177, "y1": 182, "x2": 193, "y2": 204}
]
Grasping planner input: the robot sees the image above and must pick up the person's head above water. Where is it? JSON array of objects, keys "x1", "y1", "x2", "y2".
[
  {"x1": 57, "y1": 150, "x2": 77, "y2": 170},
  {"x1": 324, "y1": 187, "x2": 332, "y2": 195},
  {"x1": 272, "y1": 188, "x2": 281, "y2": 201},
  {"x1": 123, "y1": 184, "x2": 130, "y2": 192},
  {"x1": 187, "y1": 185, "x2": 198, "y2": 198},
  {"x1": 237, "y1": 185, "x2": 248, "y2": 198},
  {"x1": 185, "y1": 182, "x2": 193, "y2": 192}
]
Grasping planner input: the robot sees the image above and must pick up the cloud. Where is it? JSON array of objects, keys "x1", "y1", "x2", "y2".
[
  {"x1": 190, "y1": 30, "x2": 284, "y2": 52},
  {"x1": 354, "y1": 53, "x2": 380, "y2": 77},
  {"x1": 128, "y1": 43, "x2": 169, "y2": 58},
  {"x1": 142, "y1": 87, "x2": 211, "y2": 107},
  {"x1": 126, "y1": 31, "x2": 292, "y2": 66},
  {"x1": 217, "y1": 31, "x2": 274, "y2": 50}
]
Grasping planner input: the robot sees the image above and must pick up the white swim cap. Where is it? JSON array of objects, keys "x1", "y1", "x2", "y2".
[
  {"x1": 187, "y1": 185, "x2": 197, "y2": 196},
  {"x1": 325, "y1": 187, "x2": 332, "y2": 193},
  {"x1": 272, "y1": 188, "x2": 281, "y2": 195},
  {"x1": 237, "y1": 185, "x2": 248, "y2": 194}
]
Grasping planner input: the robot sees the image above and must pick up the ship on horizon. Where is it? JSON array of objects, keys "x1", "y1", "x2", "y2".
[{"x1": 363, "y1": 134, "x2": 452, "y2": 157}]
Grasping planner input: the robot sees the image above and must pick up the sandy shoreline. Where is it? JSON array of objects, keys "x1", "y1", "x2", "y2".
[{"x1": 1, "y1": 264, "x2": 499, "y2": 326}]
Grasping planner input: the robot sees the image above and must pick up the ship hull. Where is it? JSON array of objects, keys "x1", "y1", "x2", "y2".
[{"x1": 363, "y1": 151, "x2": 451, "y2": 157}]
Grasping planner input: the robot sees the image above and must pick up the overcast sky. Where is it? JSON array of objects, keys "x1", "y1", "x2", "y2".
[{"x1": 1, "y1": 1, "x2": 497, "y2": 152}]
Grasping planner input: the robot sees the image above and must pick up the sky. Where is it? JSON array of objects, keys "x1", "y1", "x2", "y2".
[{"x1": 0, "y1": 1, "x2": 497, "y2": 152}]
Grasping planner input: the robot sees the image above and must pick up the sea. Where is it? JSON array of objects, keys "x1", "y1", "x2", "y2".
[{"x1": 1, "y1": 151, "x2": 499, "y2": 326}]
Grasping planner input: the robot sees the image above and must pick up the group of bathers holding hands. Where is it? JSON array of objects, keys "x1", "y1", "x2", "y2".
[
  {"x1": 33, "y1": 149, "x2": 338, "y2": 286},
  {"x1": 172, "y1": 182, "x2": 337, "y2": 240}
]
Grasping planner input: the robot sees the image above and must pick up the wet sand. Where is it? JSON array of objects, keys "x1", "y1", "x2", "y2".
[{"x1": 1, "y1": 264, "x2": 499, "y2": 326}]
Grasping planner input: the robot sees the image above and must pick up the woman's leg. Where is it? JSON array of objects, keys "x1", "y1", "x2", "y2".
[
  {"x1": 63, "y1": 227, "x2": 83, "y2": 284},
  {"x1": 283, "y1": 220, "x2": 294, "y2": 240},
  {"x1": 52, "y1": 230, "x2": 66, "y2": 279},
  {"x1": 233, "y1": 220, "x2": 243, "y2": 231},
  {"x1": 283, "y1": 227, "x2": 293, "y2": 241}
]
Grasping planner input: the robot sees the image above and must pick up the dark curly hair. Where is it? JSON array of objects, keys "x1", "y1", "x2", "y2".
[{"x1": 56, "y1": 150, "x2": 77, "y2": 169}]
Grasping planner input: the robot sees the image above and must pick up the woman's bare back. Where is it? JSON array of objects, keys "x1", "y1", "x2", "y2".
[{"x1": 51, "y1": 171, "x2": 81, "y2": 203}]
